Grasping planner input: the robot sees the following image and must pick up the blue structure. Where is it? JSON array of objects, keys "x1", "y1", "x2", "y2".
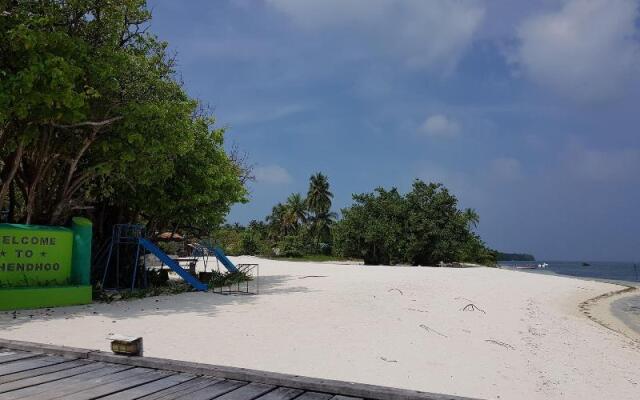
[
  {"x1": 199, "y1": 242, "x2": 239, "y2": 273},
  {"x1": 101, "y1": 224, "x2": 208, "y2": 292},
  {"x1": 138, "y1": 239, "x2": 208, "y2": 291}
]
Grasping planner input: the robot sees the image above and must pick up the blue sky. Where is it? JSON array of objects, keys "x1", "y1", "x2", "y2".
[{"x1": 148, "y1": 0, "x2": 640, "y2": 261}]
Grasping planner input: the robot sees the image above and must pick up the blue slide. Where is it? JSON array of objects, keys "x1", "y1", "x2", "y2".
[
  {"x1": 139, "y1": 238, "x2": 208, "y2": 291},
  {"x1": 199, "y1": 243, "x2": 239, "y2": 273}
]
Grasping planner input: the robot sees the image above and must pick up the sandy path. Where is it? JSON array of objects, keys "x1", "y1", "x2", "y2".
[{"x1": 1, "y1": 258, "x2": 639, "y2": 400}]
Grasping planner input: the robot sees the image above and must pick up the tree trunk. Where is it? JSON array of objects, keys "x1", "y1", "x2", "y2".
[
  {"x1": 48, "y1": 130, "x2": 100, "y2": 225},
  {"x1": 0, "y1": 141, "x2": 24, "y2": 210},
  {"x1": 8, "y1": 181, "x2": 16, "y2": 222}
]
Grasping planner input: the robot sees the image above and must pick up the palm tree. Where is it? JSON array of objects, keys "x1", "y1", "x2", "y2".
[
  {"x1": 266, "y1": 203, "x2": 287, "y2": 239},
  {"x1": 310, "y1": 209, "x2": 337, "y2": 244},
  {"x1": 285, "y1": 193, "x2": 307, "y2": 226},
  {"x1": 306, "y1": 173, "x2": 333, "y2": 215},
  {"x1": 463, "y1": 208, "x2": 479, "y2": 229}
]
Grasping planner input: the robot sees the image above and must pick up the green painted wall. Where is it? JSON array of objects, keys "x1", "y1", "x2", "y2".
[
  {"x1": 0, "y1": 285, "x2": 92, "y2": 311},
  {"x1": 0, "y1": 224, "x2": 73, "y2": 287},
  {"x1": 71, "y1": 217, "x2": 92, "y2": 286},
  {"x1": 0, "y1": 221, "x2": 93, "y2": 310}
]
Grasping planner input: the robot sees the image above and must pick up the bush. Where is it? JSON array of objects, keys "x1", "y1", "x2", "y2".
[
  {"x1": 206, "y1": 270, "x2": 253, "y2": 288},
  {"x1": 335, "y1": 180, "x2": 494, "y2": 266},
  {"x1": 278, "y1": 234, "x2": 305, "y2": 257},
  {"x1": 240, "y1": 232, "x2": 259, "y2": 255}
]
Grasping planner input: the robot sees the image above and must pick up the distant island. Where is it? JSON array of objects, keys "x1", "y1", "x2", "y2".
[{"x1": 497, "y1": 252, "x2": 535, "y2": 261}]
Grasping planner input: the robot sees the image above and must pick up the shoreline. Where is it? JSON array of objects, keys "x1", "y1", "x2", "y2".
[
  {"x1": 501, "y1": 265, "x2": 640, "y2": 341},
  {"x1": 581, "y1": 285, "x2": 640, "y2": 343}
]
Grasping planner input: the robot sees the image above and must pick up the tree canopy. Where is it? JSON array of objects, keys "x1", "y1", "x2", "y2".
[
  {"x1": 334, "y1": 180, "x2": 496, "y2": 266},
  {"x1": 0, "y1": 0, "x2": 247, "y2": 238}
]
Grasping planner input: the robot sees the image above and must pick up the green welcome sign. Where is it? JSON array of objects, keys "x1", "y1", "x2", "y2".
[
  {"x1": 0, "y1": 224, "x2": 73, "y2": 287},
  {"x1": 0, "y1": 218, "x2": 93, "y2": 310}
]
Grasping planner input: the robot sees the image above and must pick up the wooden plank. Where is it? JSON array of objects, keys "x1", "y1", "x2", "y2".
[
  {"x1": 0, "y1": 340, "x2": 92, "y2": 359},
  {"x1": 138, "y1": 376, "x2": 224, "y2": 400},
  {"x1": 254, "y1": 387, "x2": 304, "y2": 400},
  {"x1": 0, "y1": 355, "x2": 68, "y2": 376},
  {"x1": 184, "y1": 379, "x2": 247, "y2": 400},
  {"x1": 0, "y1": 342, "x2": 481, "y2": 400},
  {"x1": 59, "y1": 368, "x2": 176, "y2": 400},
  {"x1": 99, "y1": 373, "x2": 196, "y2": 400},
  {"x1": 85, "y1": 351, "x2": 479, "y2": 400},
  {"x1": 212, "y1": 382, "x2": 275, "y2": 400},
  {"x1": 0, "y1": 359, "x2": 90, "y2": 385},
  {"x1": 0, "y1": 361, "x2": 103, "y2": 392},
  {"x1": 330, "y1": 396, "x2": 363, "y2": 400},
  {"x1": 0, "y1": 364, "x2": 131, "y2": 399},
  {"x1": 0, "y1": 351, "x2": 41, "y2": 364},
  {"x1": 22, "y1": 366, "x2": 151, "y2": 400},
  {"x1": 295, "y1": 392, "x2": 334, "y2": 400}
]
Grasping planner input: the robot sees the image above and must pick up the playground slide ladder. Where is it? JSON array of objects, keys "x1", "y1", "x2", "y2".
[{"x1": 138, "y1": 238, "x2": 208, "y2": 291}]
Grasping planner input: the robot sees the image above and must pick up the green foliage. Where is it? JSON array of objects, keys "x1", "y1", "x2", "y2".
[
  {"x1": 334, "y1": 180, "x2": 496, "y2": 266},
  {"x1": 211, "y1": 226, "x2": 245, "y2": 256},
  {"x1": 0, "y1": 0, "x2": 247, "y2": 241},
  {"x1": 277, "y1": 232, "x2": 306, "y2": 257},
  {"x1": 213, "y1": 176, "x2": 495, "y2": 267},
  {"x1": 333, "y1": 187, "x2": 406, "y2": 265},
  {"x1": 240, "y1": 231, "x2": 259, "y2": 255},
  {"x1": 206, "y1": 270, "x2": 253, "y2": 288},
  {"x1": 307, "y1": 172, "x2": 333, "y2": 215},
  {"x1": 496, "y1": 252, "x2": 535, "y2": 261}
]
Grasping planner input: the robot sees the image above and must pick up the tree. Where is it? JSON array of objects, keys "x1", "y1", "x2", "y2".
[
  {"x1": 0, "y1": 1, "x2": 247, "y2": 239},
  {"x1": 306, "y1": 172, "x2": 333, "y2": 215},
  {"x1": 310, "y1": 209, "x2": 336, "y2": 246},
  {"x1": 404, "y1": 181, "x2": 470, "y2": 265},
  {"x1": 334, "y1": 180, "x2": 496, "y2": 266},
  {"x1": 463, "y1": 208, "x2": 479, "y2": 229},
  {"x1": 305, "y1": 172, "x2": 335, "y2": 246},
  {"x1": 285, "y1": 193, "x2": 307, "y2": 226},
  {"x1": 333, "y1": 187, "x2": 406, "y2": 265}
]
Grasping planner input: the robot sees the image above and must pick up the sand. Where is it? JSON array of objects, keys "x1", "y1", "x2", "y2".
[{"x1": 1, "y1": 258, "x2": 639, "y2": 400}]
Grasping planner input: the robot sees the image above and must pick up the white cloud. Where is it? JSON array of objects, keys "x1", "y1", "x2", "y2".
[
  {"x1": 267, "y1": 0, "x2": 485, "y2": 72},
  {"x1": 418, "y1": 114, "x2": 461, "y2": 137},
  {"x1": 253, "y1": 165, "x2": 293, "y2": 185},
  {"x1": 513, "y1": 0, "x2": 640, "y2": 102},
  {"x1": 488, "y1": 157, "x2": 522, "y2": 182}
]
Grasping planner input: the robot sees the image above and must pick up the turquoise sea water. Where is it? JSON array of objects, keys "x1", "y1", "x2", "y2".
[{"x1": 500, "y1": 261, "x2": 640, "y2": 335}]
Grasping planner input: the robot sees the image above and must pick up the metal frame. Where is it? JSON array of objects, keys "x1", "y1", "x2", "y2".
[
  {"x1": 211, "y1": 264, "x2": 259, "y2": 295},
  {"x1": 101, "y1": 224, "x2": 146, "y2": 291}
]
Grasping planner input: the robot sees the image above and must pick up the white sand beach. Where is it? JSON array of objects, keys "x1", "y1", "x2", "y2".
[{"x1": 1, "y1": 258, "x2": 639, "y2": 400}]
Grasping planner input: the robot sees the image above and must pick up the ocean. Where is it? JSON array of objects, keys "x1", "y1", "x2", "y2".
[
  {"x1": 499, "y1": 260, "x2": 640, "y2": 284},
  {"x1": 499, "y1": 261, "x2": 640, "y2": 335}
]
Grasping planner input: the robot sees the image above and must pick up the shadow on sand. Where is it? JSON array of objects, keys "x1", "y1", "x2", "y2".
[{"x1": 0, "y1": 274, "x2": 313, "y2": 330}]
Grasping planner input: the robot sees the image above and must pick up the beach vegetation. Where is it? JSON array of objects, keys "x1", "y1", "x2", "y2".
[
  {"x1": 206, "y1": 269, "x2": 253, "y2": 289},
  {"x1": 496, "y1": 252, "x2": 535, "y2": 261},
  {"x1": 334, "y1": 180, "x2": 496, "y2": 266},
  {"x1": 0, "y1": 0, "x2": 247, "y2": 242},
  {"x1": 213, "y1": 177, "x2": 495, "y2": 266}
]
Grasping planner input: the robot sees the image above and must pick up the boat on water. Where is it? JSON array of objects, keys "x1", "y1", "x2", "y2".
[
  {"x1": 515, "y1": 262, "x2": 548, "y2": 270},
  {"x1": 516, "y1": 265, "x2": 538, "y2": 270},
  {"x1": 582, "y1": 262, "x2": 591, "y2": 266}
]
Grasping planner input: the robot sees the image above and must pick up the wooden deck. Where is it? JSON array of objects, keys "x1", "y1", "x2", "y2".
[{"x1": 0, "y1": 339, "x2": 478, "y2": 400}]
